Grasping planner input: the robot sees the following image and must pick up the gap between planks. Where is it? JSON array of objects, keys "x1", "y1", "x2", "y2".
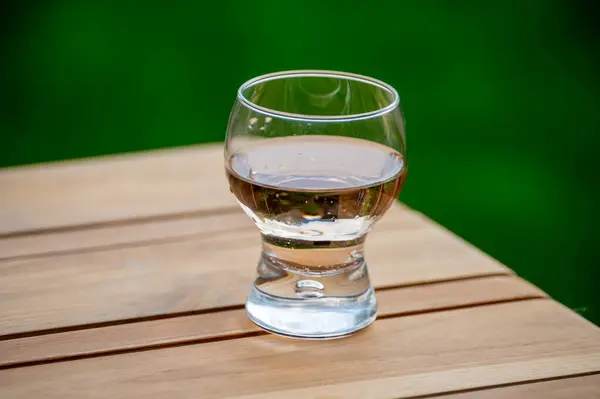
[
  {"x1": 0, "y1": 143, "x2": 231, "y2": 236},
  {"x1": 0, "y1": 207, "x2": 238, "y2": 240},
  {"x1": 0, "y1": 272, "x2": 511, "y2": 342},
  {"x1": 0, "y1": 275, "x2": 546, "y2": 368},
  {"x1": 403, "y1": 371, "x2": 600, "y2": 399}
]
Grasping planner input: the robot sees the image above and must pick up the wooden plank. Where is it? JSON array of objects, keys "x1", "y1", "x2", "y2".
[
  {"x1": 0, "y1": 276, "x2": 545, "y2": 367},
  {"x1": 0, "y1": 211, "x2": 251, "y2": 261},
  {"x1": 0, "y1": 144, "x2": 231, "y2": 235},
  {"x1": 0, "y1": 204, "x2": 426, "y2": 261},
  {"x1": 0, "y1": 300, "x2": 598, "y2": 399},
  {"x1": 236, "y1": 355, "x2": 600, "y2": 399},
  {"x1": 0, "y1": 211, "x2": 509, "y2": 337},
  {"x1": 440, "y1": 374, "x2": 600, "y2": 398}
]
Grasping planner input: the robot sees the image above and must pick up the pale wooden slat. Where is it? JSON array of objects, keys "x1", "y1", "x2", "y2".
[
  {"x1": 0, "y1": 211, "x2": 251, "y2": 261},
  {"x1": 0, "y1": 276, "x2": 545, "y2": 367},
  {"x1": 0, "y1": 301, "x2": 598, "y2": 399},
  {"x1": 237, "y1": 354, "x2": 600, "y2": 399},
  {"x1": 444, "y1": 374, "x2": 600, "y2": 398},
  {"x1": 0, "y1": 204, "x2": 426, "y2": 261},
  {"x1": 0, "y1": 144, "x2": 232, "y2": 235},
  {"x1": 0, "y1": 212, "x2": 509, "y2": 337}
]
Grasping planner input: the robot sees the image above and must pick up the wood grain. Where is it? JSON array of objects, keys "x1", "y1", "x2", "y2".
[
  {"x1": 0, "y1": 300, "x2": 598, "y2": 399},
  {"x1": 0, "y1": 210, "x2": 509, "y2": 337},
  {"x1": 0, "y1": 211, "x2": 251, "y2": 261},
  {"x1": 0, "y1": 144, "x2": 230, "y2": 235},
  {"x1": 440, "y1": 374, "x2": 600, "y2": 398},
  {"x1": 0, "y1": 276, "x2": 545, "y2": 367}
]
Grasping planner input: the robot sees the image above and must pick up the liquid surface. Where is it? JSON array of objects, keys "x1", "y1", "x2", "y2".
[{"x1": 226, "y1": 135, "x2": 406, "y2": 248}]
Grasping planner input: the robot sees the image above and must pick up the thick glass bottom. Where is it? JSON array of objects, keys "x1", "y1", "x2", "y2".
[
  {"x1": 245, "y1": 256, "x2": 378, "y2": 339},
  {"x1": 246, "y1": 286, "x2": 377, "y2": 339}
]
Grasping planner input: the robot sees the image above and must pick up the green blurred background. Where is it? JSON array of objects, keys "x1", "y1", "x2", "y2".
[{"x1": 2, "y1": 1, "x2": 598, "y2": 324}]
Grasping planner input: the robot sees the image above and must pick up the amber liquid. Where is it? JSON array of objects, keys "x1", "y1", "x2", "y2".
[{"x1": 226, "y1": 135, "x2": 406, "y2": 250}]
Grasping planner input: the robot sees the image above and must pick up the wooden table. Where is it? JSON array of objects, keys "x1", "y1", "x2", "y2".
[{"x1": 1, "y1": 144, "x2": 599, "y2": 398}]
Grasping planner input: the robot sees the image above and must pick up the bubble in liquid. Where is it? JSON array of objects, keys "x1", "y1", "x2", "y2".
[{"x1": 295, "y1": 280, "x2": 325, "y2": 298}]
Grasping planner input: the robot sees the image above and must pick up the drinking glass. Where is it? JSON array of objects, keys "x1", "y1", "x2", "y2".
[{"x1": 224, "y1": 70, "x2": 407, "y2": 339}]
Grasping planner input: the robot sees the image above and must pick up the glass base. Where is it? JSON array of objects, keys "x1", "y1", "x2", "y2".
[{"x1": 245, "y1": 256, "x2": 378, "y2": 339}]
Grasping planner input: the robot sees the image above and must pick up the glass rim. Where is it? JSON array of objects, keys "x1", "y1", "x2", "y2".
[{"x1": 237, "y1": 70, "x2": 400, "y2": 123}]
